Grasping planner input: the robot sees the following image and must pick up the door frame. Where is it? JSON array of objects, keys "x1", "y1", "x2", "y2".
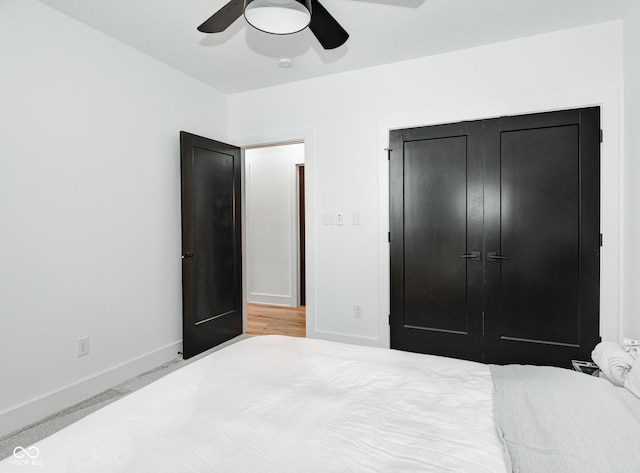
[
  {"x1": 378, "y1": 89, "x2": 622, "y2": 349},
  {"x1": 232, "y1": 129, "x2": 314, "y2": 336}
]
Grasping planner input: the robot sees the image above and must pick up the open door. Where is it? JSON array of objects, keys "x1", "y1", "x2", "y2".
[{"x1": 180, "y1": 131, "x2": 242, "y2": 359}]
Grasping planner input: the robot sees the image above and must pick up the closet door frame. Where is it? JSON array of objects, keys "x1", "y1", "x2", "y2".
[{"x1": 379, "y1": 93, "x2": 619, "y2": 353}]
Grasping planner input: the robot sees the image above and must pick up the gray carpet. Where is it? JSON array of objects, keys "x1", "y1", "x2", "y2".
[{"x1": 0, "y1": 334, "x2": 250, "y2": 461}]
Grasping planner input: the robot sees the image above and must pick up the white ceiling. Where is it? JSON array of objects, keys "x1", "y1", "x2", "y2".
[{"x1": 36, "y1": 0, "x2": 634, "y2": 94}]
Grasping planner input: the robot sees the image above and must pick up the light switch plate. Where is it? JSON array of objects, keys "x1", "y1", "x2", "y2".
[{"x1": 322, "y1": 213, "x2": 335, "y2": 225}]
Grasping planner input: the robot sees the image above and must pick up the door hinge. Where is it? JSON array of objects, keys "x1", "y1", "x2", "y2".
[
  {"x1": 388, "y1": 231, "x2": 391, "y2": 243},
  {"x1": 600, "y1": 233, "x2": 603, "y2": 247},
  {"x1": 385, "y1": 148, "x2": 392, "y2": 160},
  {"x1": 481, "y1": 311, "x2": 485, "y2": 338},
  {"x1": 600, "y1": 129, "x2": 603, "y2": 143},
  {"x1": 388, "y1": 314, "x2": 391, "y2": 325}
]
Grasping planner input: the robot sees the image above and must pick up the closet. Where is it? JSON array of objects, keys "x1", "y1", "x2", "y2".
[{"x1": 389, "y1": 107, "x2": 601, "y2": 367}]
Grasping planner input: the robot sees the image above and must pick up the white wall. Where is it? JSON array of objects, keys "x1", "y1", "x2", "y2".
[
  {"x1": 0, "y1": 0, "x2": 228, "y2": 436},
  {"x1": 623, "y1": 0, "x2": 640, "y2": 339},
  {"x1": 245, "y1": 144, "x2": 304, "y2": 306},
  {"x1": 229, "y1": 21, "x2": 625, "y2": 347}
]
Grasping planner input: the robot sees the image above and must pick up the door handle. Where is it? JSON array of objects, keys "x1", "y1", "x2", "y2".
[
  {"x1": 461, "y1": 251, "x2": 480, "y2": 260},
  {"x1": 487, "y1": 251, "x2": 507, "y2": 261},
  {"x1": 182, "y1": 252, "x2": 195, "y2": 259}
]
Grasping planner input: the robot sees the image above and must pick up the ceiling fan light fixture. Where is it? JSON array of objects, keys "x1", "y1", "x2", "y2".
[{"x1": 244, "y1": 0, "x2": 311, "y2": 35}]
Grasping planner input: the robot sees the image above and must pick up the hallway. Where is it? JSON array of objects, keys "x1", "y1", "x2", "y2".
[{"x1": 246, "y1": 303, "x2": 306, "y2": 338}]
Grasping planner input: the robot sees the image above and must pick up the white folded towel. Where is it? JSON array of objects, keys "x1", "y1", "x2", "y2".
[{"x1": 591, "y1": 341, "x2": 635, "y2": 386}]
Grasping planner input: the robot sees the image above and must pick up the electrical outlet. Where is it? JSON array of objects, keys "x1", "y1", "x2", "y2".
[
  {"x1": 77, "y1": 337, "x2": 90, "y2": 357},
  {"x1": 354, "y1": 304, "x2": 363, "y2": 319}
]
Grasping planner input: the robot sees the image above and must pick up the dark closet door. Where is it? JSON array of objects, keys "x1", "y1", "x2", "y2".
[
  {"x1": 389, "y1": 107, "x2": 600, "y2": 367},
  {"x1": 389, "y1": 121, "x2": 485, "y2": 362},
  {"x1": 483, "y1": 108, "x2": 601, "y2": 365},
  {"x1": 180, "y1": 131, "x2": 242, "y2": 359}
]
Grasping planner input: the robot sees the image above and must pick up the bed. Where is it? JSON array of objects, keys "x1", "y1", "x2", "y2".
[{"x1": 1, "y1": 335, "x2": 639, "y2": 472}]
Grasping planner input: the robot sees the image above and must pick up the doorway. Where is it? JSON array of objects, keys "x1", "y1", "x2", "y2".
[{"x1": 244, "y1": 143, "x2": 307, "y2": 337}]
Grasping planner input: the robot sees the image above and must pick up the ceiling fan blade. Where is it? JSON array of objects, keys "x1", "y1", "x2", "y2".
[
  {"x1": 309, "y1": 0, "x2": 349, "y2": 50},
  {"x1": 197, "y1": 0, "x2": 245, "y2": 33}
]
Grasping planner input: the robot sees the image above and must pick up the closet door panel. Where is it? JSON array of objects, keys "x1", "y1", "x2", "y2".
[
  {"x1": 403, "y1": 137, "x2": 468, "y2": 332},
  {"x1": 483, "y1": 108, "x2": 601, "y2": 366},
  {"x1": 500, "y1": 124, "x2": 581, "y2": 344},
  {"x1": 390, "y1": 122, "x2": 484, "y2": 361}
]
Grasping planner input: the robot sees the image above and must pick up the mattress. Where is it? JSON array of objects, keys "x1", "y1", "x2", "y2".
[{"x1": 0, "y1": 335, "x2": 507, "y2": 472}]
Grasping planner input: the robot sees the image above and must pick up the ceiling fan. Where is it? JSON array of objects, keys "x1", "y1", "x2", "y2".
[{"x1": 197, "y1": 0, "x2": 349, "y2": 50}]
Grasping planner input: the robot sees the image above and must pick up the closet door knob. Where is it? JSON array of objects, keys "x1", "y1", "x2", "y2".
[
  {"x1": 461, "y1": 251, "x2": 480, "y2": 260},
  {"x1": 487, "y1": 251, "x2": 507, "y2": 261}
]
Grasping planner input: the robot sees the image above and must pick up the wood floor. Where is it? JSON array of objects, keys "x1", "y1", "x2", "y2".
[{"x1": 246, "y1": 303, "x2": 306, "y2": 338}]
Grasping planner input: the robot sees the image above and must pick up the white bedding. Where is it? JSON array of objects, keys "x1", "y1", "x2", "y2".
[
  {"x1": 0, "y1": 336, "x2": 507, "y2": 472},
  {"x1": 491, "y1": 364, "x2": 640, "y2": 473}
]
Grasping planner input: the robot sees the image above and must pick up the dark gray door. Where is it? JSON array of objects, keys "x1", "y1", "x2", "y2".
[
  {"x1": 389, "y1": 121, "x2": 485, "y2": 362},
  {"x1": 389, "y1": 107, "x2": 601, "y2": 367},
  {"x1": 180, "y1": 131, "x2": 242, "y2": 359},
  {"x1": 482, "y1": 109, "x2": 601, "y2": 365}
]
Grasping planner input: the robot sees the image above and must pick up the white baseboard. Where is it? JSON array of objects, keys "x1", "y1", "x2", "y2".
[
  {"x1": 248, "y1": 293, "x2": 295, "y2": 306},
  {"x1": 0, "y1": 341, "x2": 182, "y2": 439},
  {"x1": 309, "y1": 329, "x2": 382, "y2": 348}
]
